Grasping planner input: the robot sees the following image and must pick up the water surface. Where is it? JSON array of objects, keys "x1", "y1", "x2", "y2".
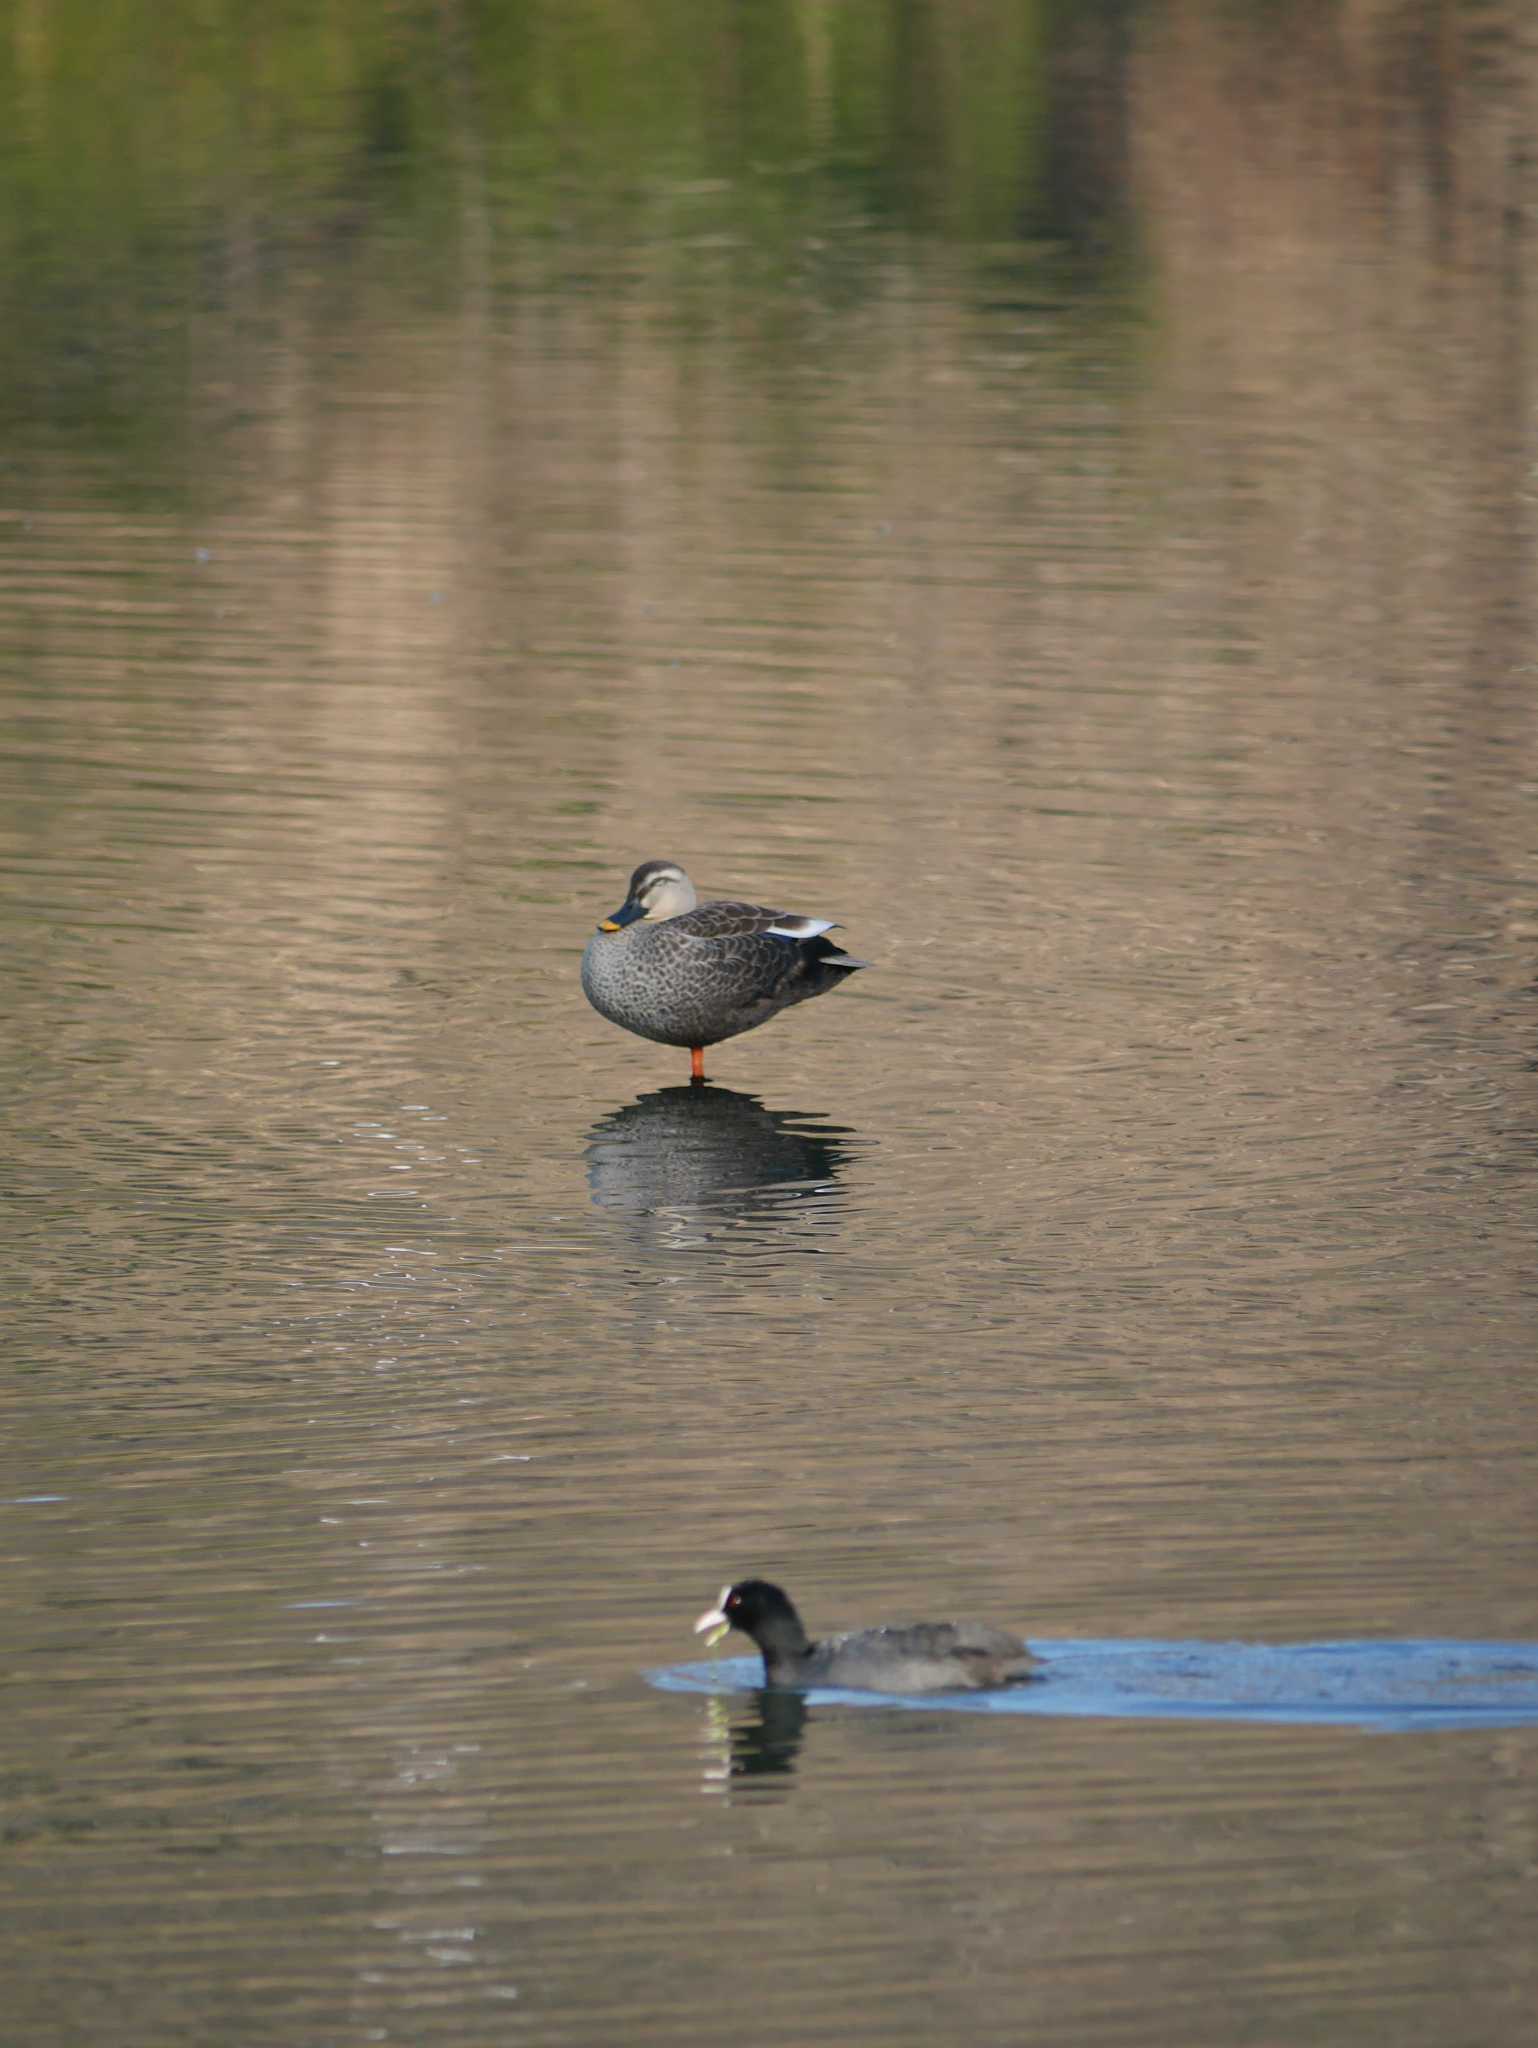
[{"x1": 4, "y1": 6, "x2": 1537, "y2": 2045}]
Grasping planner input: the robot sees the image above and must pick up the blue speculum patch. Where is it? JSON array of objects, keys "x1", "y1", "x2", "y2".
[{"x1": 652, "y1": 1640, "x2": 1538, "y2": 1732}]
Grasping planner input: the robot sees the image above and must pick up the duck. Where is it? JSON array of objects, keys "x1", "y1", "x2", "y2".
[
  {"x1": 694, "y1": 1579, "x2": 1040, "y2": 1694},
  {"x1": 581, "y1": 860, "x2": 867, "y2": 1082}
]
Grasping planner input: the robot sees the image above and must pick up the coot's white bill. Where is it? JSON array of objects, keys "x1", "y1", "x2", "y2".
[{"x1": 694, "y1": 1587, "x2": 732, "y2": 1646}]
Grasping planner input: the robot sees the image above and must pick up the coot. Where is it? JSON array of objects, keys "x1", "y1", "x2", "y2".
[{"x1": 694, "y1": 1578, "x2": 1039, "y2": 1693}]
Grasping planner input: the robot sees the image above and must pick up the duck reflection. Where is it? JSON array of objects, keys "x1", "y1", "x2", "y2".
[
  {"x1": 584, "y1": 1084, "x2": 858, "y2": 1241},
  {"x1": 698, "y1": 1690, "x2": 809, "y2": 1793}
]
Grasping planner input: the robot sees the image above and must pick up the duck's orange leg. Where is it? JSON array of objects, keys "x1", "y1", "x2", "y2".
[{"x1": 690, "y1": 1045, "x2": 706, "y2": 1083}]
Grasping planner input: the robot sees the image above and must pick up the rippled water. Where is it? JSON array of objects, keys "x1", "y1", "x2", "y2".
[{"x1": 5, "y1": 7, "x2": 1538, "y2": 2045}]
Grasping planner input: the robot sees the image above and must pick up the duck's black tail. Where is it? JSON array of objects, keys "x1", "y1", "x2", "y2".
[{"x1": 793, "y1": 935, "x2": 869, "y2": 996}]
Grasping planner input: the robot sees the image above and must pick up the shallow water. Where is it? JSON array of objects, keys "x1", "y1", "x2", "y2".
[{"x1": 5, "y1": 6, "x2": 1538, "y2": 2045}]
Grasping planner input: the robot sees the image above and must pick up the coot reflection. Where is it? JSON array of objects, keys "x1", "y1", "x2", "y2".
[{"x1": 711, "y1": 1690, "x2": 810, "y2": 1781}]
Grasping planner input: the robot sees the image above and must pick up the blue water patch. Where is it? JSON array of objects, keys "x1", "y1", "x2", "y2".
[{"x1": 651, "y1": 1640, "x2": 1538, "y2": 1732}]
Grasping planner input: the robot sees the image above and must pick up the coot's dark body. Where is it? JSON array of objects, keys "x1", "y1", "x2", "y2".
[{"x1": 695, "y1": 1578, "x2": 1039, "y2": 1694}]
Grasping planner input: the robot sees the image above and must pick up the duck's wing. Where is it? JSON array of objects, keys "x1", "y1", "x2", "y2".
[{"x1": 673, "y1": 899, "x2": 838, "y2": 943}]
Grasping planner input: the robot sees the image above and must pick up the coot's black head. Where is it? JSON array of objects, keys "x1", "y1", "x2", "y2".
[{"x1": 694, "y1": 1579, "x2": 810, "y2": 1655}]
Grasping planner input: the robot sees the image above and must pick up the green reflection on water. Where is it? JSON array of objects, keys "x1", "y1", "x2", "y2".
[{"x1": 0, "y1": 0, "x2": 1131, "y2": 483}]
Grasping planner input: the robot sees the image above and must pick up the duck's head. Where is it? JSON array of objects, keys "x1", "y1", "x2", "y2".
[
  {"x1": 598, "y1": 859, "x2": 699, "y2": 931},
  {"x1": 694, "y1": 1579, "x2": 807, "y2": 1653}
]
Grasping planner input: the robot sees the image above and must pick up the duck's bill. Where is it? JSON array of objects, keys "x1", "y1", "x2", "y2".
[
  {"x1": 598, "y1": 900, "x2": 645, "y2": 933},
  {"x1": 694, "y1": 1603, "x2": 731, "y2": 1647}
]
